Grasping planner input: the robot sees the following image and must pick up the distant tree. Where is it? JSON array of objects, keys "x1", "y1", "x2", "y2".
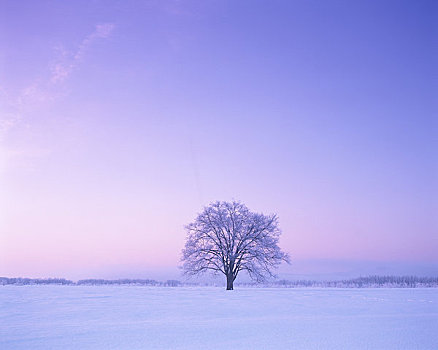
[{"x1": 181, "y1": 201, "x2": 289, "y2": 290}]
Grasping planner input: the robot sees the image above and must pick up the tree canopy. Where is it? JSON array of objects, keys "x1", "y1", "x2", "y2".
[{"x1": 181, "y1": 201, "x2": 289, "y2": 290}]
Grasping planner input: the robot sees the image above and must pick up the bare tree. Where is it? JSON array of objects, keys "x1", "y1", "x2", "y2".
[{"x1": 181, "y1": 201, "x2": 289, "y2": 290}]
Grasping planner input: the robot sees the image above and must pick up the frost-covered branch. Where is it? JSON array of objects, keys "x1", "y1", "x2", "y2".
[{"x1": 181, "y1": 200, "x2": 289, "y2": 290}]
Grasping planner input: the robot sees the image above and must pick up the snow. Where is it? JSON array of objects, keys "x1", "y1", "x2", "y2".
[{"x1": 1, "y1": 286, "x2": 437, "y2": 349}]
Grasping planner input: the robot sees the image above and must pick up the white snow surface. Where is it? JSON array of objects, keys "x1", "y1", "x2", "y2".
[{"x1": 1, "y1": 286, "x2": 437, "y2": 349}]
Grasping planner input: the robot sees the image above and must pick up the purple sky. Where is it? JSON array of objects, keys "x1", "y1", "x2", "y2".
[{"x1": 0, "y1": 0, "x2": 436, "y2": 279}]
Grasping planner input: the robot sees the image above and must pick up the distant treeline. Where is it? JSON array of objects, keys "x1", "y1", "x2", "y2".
[
  {"x1": 0, "y1": 278, "x2": 74, "y2": 285},
  {"x1": 76, "y1": 279, "x2": 184, "y2": 287},
  {"x1": 1, "y1": 275, "x2": 437, "y2": 287},
  {"x1": 238, "y1": 275, "x2": 438, "y2": 288},
  {"x1": 0, "y1": 277, "x2": 185, "y2": 287}
]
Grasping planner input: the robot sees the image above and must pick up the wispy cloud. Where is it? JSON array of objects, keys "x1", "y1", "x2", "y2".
[
  {"x1": 0, "y1": 23, "x2": 115, "y2": 172},
  {"x1": 51, "y1": 23, "x2": 115, "y2": 84},
  {"x1": 0, "y1": 82, "x2": 57, "y2": 173},
  {"x1": 1, "y1": 23, "x2": 115, "y2": 133},
  {"x1": 0, "y1": 87, "x2": 22, "y2": 138}
]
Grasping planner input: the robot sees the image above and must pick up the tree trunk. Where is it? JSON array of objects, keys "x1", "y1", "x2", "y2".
[{"x1": 226, "y1": 273, "x2": 234, "y2": 290}]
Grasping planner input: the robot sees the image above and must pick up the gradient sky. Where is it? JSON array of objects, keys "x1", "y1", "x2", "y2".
[{"x1": 0, "y1": 0, "x2": 437, "y2": 280}]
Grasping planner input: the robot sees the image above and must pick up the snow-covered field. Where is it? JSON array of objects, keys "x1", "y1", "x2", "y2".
[{"x1": 1, "y1": 286, "x2": 437, "y2": 349}]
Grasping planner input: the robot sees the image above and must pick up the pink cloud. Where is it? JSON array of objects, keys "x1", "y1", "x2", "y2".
[{"x1": 52, "y1": 23, "x2": 115, "y2": 83}]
